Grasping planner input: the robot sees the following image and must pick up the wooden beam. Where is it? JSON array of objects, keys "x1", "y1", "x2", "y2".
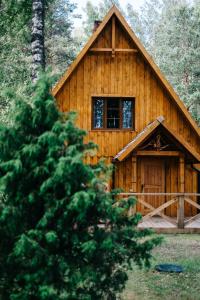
[
  {"x1": 115, "y1": 49, "x2": 138, "y2": 53},
  {"x1": 142, "y1": 198, "x2": 178, "y2": 221},
  {"x1": 179, "y1": 156, "x2": 185, "y2": 193},
  {"x1": 120, "y1": 193, "x2": 200, "y2": 196},
  {"x1": 89, "y1": 48, "x2": 138, "y2": 53},
  {"x1": 177, "y1": 196, "x2": 185, "y2": 229},
  {"x1": 91, "y1": 94, "x2": 135, "y2": 98},
  {"x1": 128, "y1": 156, "x2": 137, "y2": 216},
  {"x1": 90, "y1": 48, "x2": 113, "y2": 52},
  {"x1": 184, "y1": 212, "x2": 200, "y2": 226},
  {"x1": 115, "y1": 119, "x2": 161, "y2": 161},
  {"x1": 131, "y1": 156, "x2": 137, "y2": 192},
  {"x1": 136, "y1": 150, "x2": 181, "y2": 157},
  {"x1": 137, "y1": 197, "x2": 177, "y2": 225},
  {"x1": 185, "y1": 197, "x2": 200, "y2": 210},
  {"x1": 112, "y1": 16, "x2": 116, "y2": 58},
  {"x1": 177, "y1": 156, "x2": 185, "y2": 229}
]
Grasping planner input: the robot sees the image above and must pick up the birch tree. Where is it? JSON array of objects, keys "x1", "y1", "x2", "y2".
[
  {"x1": 83, "y1": 0, "x2": 122, "y2": 38},
  {"x1": 32, "y1": 0, "x2": 45, "y2": 82},
  {"x1": 0, "y1": 0, "x2": 78, "y2": 123}
]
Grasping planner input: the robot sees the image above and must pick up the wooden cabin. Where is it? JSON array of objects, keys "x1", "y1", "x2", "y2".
[{"x1": 53, "y1": 6, "x2": 200, "y2": 230}]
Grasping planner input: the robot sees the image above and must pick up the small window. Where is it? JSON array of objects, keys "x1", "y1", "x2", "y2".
[
  {"x1": 92, "y1": 97, "x2": 134, "y2": 130},
  {"x1": 93, "y1": 99, "x2": 104, "y2": 128}
]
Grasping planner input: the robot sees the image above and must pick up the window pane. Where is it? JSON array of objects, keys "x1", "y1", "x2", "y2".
[
  {"x1": 107, "y1": 99, "x2": 119, "y2": 108},
  {"x1": 107, "y1": 99, "x2": 120, "y2": 129},
  {"x1": 93, "y1": 99, "x2": 104, "y2": 128},
  {"x1": 122, "y1": 100, "x2": 133, "y2": 128},
  {"x1": 107, "y1": 118, "x2": 120, "y2": 128}
]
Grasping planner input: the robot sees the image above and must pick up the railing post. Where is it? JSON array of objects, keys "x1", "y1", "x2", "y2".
[
  {"x1": 177, "y1": 156, "x2": 185, "y2": 229},
  {"x1": 177, "y1": 195, "x2": 185, "y2": 229}
]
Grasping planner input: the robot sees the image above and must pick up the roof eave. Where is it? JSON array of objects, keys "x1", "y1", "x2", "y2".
[{"x1": 113, "y1": 117, "x2": 200, "y2": 163}]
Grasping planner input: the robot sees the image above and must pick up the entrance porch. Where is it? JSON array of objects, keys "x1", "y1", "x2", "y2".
[
  {"x1": 113, "y1": 117, "x2": 200, "y2": 232},
  {"x1": 120, "y1": 192, "x2": 200, "y2": 233}
]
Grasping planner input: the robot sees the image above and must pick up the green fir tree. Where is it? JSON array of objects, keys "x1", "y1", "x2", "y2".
[
  {"x1": 0, "y1": 0, "x2": 79, "y2": 123},
  {"x1": 127, "y1": 0, "x2": 200, "y2": 124},
  {"x1": 0, "y1": 74, "x2": 160, "y2": 299}
]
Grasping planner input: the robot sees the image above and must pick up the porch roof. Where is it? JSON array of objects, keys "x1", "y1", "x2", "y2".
[
  {"x1": 113, "y1": 116, "x2": 200, "y2": 163},
  {"x1": 193, "y1": 164, "x2": 200, "y2": 172}
]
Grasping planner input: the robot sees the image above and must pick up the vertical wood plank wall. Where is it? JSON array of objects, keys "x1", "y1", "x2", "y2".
[{"x1": 55, "y1": 18, "x2": 199, "y2": 216}]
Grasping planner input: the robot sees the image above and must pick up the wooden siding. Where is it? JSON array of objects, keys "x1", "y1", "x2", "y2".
[
  {"x1": 56, "y1": 18, "x2": 199, "y2": 156},
  {"x1": 55, "y1": 15, "x2": 200, "y2": 217},
  {"x1": 114, "y1": 156, "x2": 197, "y2": 217}
]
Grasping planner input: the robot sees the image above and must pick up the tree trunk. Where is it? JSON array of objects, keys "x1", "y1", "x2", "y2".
[{"x1": 31, "y1": 0, "x2": 45, "y2": 82}]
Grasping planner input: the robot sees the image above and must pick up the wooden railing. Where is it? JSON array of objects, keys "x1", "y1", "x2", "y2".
[{"x1": 119, "y1": 193, "x2": 200, "y2": 229}]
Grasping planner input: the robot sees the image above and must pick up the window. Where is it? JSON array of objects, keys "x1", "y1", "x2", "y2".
[{"x1": 92, "y1": 97, "x2": 134, "y2": 130}]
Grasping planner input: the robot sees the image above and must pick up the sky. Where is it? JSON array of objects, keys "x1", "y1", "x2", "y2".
[{"x1": 73, "y1": 0, "x2": 145, "y2": 27}]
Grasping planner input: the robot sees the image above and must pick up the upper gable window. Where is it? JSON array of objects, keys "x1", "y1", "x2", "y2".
[{"x1": 92, "y1": 97, "x2": 134, "y2": 130}]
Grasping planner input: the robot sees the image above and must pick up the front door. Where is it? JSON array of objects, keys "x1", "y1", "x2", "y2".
[{"x1": 139, "y1": 157, "x2": 165, "y2": 215}]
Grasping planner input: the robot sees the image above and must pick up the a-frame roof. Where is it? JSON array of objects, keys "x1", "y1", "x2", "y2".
[
  {"x1": 52, "y1": 5, "x2": 200, "y2": 137},
  {"x1": 113, "y1": 116, "x2": 200, "y2": 163}
]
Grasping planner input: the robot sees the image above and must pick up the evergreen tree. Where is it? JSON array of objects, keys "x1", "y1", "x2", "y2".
[
  {"x1": 0, "y1": 0, "x2": 33, "y2": 123},
  {"x1": 0, "y1": 74, "x2": 160, "y2": 299},
  {"x1": 0, "y1": 0, "x2": 79, "y2": 122},
  {"x1": 126, "y1": 3, "x2": 143, "y2": 43},
  {"x1": 127, "y1": 0, "x2": 162, "y2": 48},
  {"x1": 45, "y1": 0, "x2": 81, "y2": 76},
  {"x1": 127, "y1": 0, "x2": 200, "y2": 124},
  {"x1": 151, "y1": 0, "x2": 200, "y2": 124}
]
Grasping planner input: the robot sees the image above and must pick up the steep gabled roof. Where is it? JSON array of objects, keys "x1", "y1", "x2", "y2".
[
  {"x1": 113, "y1": 116, "x2": 200, "y2": 163},
  {"x1": 52, "y1": 5, "x2": 200, "y2": 137}
]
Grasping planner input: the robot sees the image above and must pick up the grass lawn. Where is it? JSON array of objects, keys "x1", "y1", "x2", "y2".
[{"x1": 122, "y1": 234, "x2": 200, "y2": 300}]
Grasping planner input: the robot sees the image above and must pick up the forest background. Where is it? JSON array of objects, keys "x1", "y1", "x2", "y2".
[{"x1": 0, "y1": 0, "x2": 199, "y2": 125}]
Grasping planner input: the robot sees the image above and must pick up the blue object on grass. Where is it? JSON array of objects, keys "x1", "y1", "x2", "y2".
[{"x1": 155, "y1": 264, "x2": 183, "y2": 273}]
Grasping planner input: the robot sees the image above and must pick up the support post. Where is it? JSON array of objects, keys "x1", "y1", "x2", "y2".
[
  {"x1": 131, "y1": 156, "x2": 137, "y2": 193},
  {"x1": 129, "y1": 156, "x2": 137, "y2": 215},
  {"x1": 177, "y1": 196, "x2": 185, "y2": 229},
  {"x1": 177, "y1": 156, "x2": 185, "y2": 228}
]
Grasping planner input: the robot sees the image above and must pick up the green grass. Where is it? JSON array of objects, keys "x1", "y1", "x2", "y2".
[{"x1": 122, "y1": 234, "x2": 200, "y2": 300}]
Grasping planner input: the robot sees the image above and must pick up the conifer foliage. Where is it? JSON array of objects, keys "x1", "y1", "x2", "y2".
[{"x1": 0, "y1": 75, "x2": 160, "y2": 299}]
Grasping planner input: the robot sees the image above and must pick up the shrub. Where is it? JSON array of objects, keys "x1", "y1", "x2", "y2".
[{"x1": 0, "y1": 74, "x2": 161, "y2": 299}]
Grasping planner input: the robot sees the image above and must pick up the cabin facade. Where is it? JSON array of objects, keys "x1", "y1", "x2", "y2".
[{"x1": 53, "y1": 6, "x2": 200, "y2": 230}]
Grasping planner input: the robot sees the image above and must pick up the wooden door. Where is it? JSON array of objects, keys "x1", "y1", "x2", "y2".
[{"x1": 139, "y1": 157, "x2": 165, "y2": 215}]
